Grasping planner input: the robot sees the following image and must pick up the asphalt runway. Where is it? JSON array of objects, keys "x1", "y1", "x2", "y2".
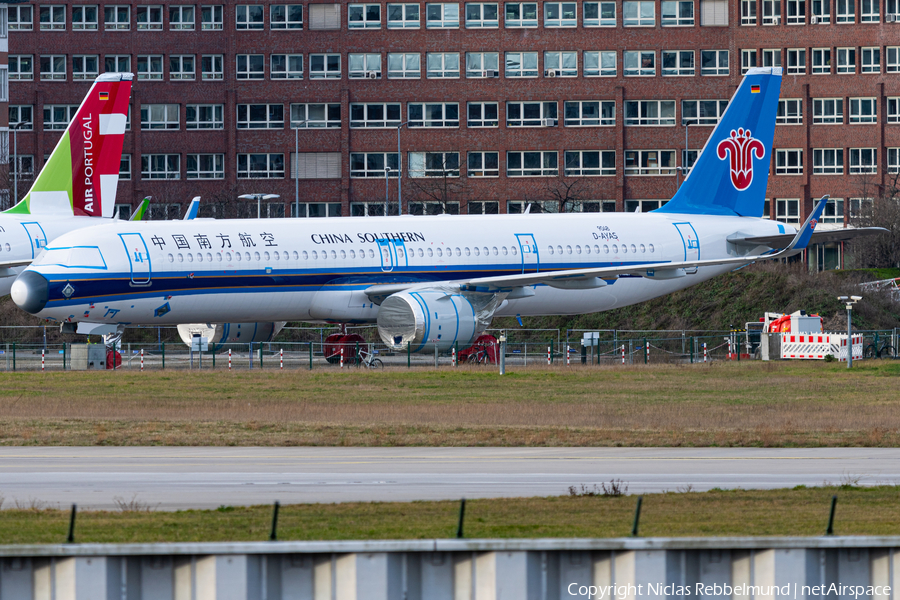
[{"x1": 1, "y1": 447, "x2": 899, "y2": 510}]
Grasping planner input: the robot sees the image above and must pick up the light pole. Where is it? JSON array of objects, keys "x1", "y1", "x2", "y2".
[
  {"x1": 384, "y1": 167, "x2": 390, "y2": 216},
  {"x1": 677, "y1": 122, "x2": 698, "y2": 189},
  {"x1": 238, "y1": 193, "x2": 280, "y2": 219},
  {"x1": 396, "y1": 121, "x2": 409, "y2": 215},
  {"x1": 12, "y1": 122, "x2": 32, "y2": 205},
  {"x1": 292, "y1": 119, "x2": 309, "y2": 218},
  {"x1": 837, "y1": 295, "x2": 862, "y2": 368}
]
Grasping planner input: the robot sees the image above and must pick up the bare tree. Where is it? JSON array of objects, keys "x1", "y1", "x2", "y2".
[
  {"x1": 523, "y1": 174, "x2": 589, "y2": 213},
  {"x1": 847, "y1": 168, "x2": 900, "y2": 269},
  {"x1": 406, "y1": 152, "x2": 466, "y2": 214}
]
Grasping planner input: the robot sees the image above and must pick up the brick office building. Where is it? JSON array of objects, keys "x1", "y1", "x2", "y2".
[{"x1": 5, "y1": 0, "x2": 900, "y2": 268}]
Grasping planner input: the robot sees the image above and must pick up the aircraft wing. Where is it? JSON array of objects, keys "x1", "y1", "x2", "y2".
[
  {"x1": 730, "y1": 226, "x2": 888, "y2": 247},
  {"x1": 0, "y1": 260, "x2": 31, "y2": 277}
]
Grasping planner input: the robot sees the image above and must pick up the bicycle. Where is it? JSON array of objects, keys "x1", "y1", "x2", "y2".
[
  {"x1": 356, "y1": 347, "x2": 384, "y2": 369},
  {"x1": 863, "y1": 339, "x2": 895, "y2": 359},
  {"x1": 467, "y1": 345, "x2": 491, "y2": 364}
]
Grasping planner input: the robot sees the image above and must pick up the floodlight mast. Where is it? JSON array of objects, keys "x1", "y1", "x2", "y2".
[{"x1": 837, "y1": 295, "x2": 862, "y2": 368}]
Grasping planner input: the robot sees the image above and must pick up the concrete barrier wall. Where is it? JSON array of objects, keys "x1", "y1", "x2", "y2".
[{"x1": 1, "y1": 538, "x2": 898, "y2": 600}]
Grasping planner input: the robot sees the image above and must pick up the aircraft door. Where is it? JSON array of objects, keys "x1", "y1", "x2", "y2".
[
  {"x1": 376, "y1": 238, "x2": 409, "y2": 272},
  {"x1": 673, "y1": 222, "x2": 699, "y2": 274},
  {"x1": 515, "y1": 234, "x2": 540, "y2": 273},
  {"x1": 21, "y1": 222, "x2": 48, "y2": 259},
  {"x1": 119, "y1": 233, "x2": 152, "y2": 285}
]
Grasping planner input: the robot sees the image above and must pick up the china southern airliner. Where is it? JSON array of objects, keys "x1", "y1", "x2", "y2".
[
  {"x1": 0, "y1": 73, "x2": 135, "y2": 296},
  {"x1": 11, "y1": 68, "x2": 843, "y2": 352}
]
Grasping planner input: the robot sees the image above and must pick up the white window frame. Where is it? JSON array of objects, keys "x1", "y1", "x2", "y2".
[
  {"x1": 682, "y1": 100, "x2": 729, "y2": 125},
  {"x1": 236, "y1": 54, "x2": 265, "y2": 80},
  {"x1": 408, "y1": 102, "x2": 460, "y2": 127},
  {"x1": 860, "y1": 0, "x2": 879, "y2": 20},
  {"x1": 812, "y1": 48, "x2": 831, "y2": 73},
  {"x1": 663, "y1": 50, "x2": 695, "y2": 76},
  {"x1": 236, "y1": 4, "x2": 265, "y2": 29},
  {"x1": 271, "y1": 54, "x2": 303, "y2": 79},
  {"x1": 387, "y1": 3, "x2": 421, "y2": 27},
  {"x1": 169, "y1": 55, "x2": 196, "y2": 80},
  {"x1": 700, "y1": 49, "x2": 729, "y2": 75},
  {"x1": 187, "y1": 154, "x2": 225, "y2": 179},
  {"x1": 104, "y1": 5, "x2": 130, "y2": 30},
  {"x1": 776, "y1": 199, "x2": 800, "y2": 224},
  {"x1": 9, "y1": 106, "x2": 34, "y2": 130},
  {"x1": 202, "y1": 55, "x2": 224, "y2": 80},
  {"x1": 118, "y1": 155, "x2": 131, "y2": 181},
  {"x1": 291, "y1": 103, "x2": 342, "y2": 128},
  {"x1": 813, "y1": 98, "x2": 843, "y2": 124},
  {"x1": 237, "y1": 104, "x2": 285, "y2": 129},
  {"x1": 467, "y1": 102, "x2": 499, "y2": 127},
  {"x1": 777, "y1": 98, "x2": 803, "y2": 124},
  {"x1": 741, "y1": 0, "x2": 757, "y2": 23},
  {"x1": 888, "y1": 97, "x2": 900, "y2": 123},
  {"x1": 72, "y1": 55, "x2": 99, "y2": 81},
  {"x1": 507, "y1": 151, "x2": 558, "y2": 177},
  {"x1": 836, "y1": 0, "x2": 854, "y2": 21},
  {"x1": 350, "y1": 152, "x2": 400, "y2": 177},
  {"x1": 564, "y1": 150, "x2": 616, "y2": 176},
  {"x1": 388, "y1": 53, "x2": 421, "y2": 78},
  {"x1": 888, "y1": 47, "x2": 899, "y2": 72},
  {"x1": 584, "y1": 1, "x2": 616, "y2": 25},
  {"x1": 39, "y1": 5, "x2": 65, "y2": 30},
  {"x1": 141, "y1": 154, "x2": 181, "y2": 179},
  {"x1": 861, "y1": 47, "x2": 880, "y2": 73},
  {"x1": 584, "y1": 51, "x2": 617, "y2": 76},
  {"x1": 141, "y1": 104, "x2": 180, "y2": 130},
  {"x1": 786, "y1": 49, "x2": 806, "y2": 74},
  {"x1": 812, "y1": 148, "x2": 844, "y2": 174},
  {"x1": 504, "y1": 1, "x2": 539, "y2": 25},
  {"x1": 849, "y1": 97, "x2": 877, "y2": 123},
  {"x1": 293, "y1": 203, "x2": 342, "y2": 218},
  {"x1": 9, "y1": 56, "x2": 34, "y2": 81},
  {"x1": 169, "y1": 5, "x2": 196, "y2": 30},
  {"x1": 505, "y1": 52, "x2": 539, "y2": 77},
  {"x1": 624, "y1": 150, "x2": 677, "y2": 175},
  {"x1": 201, "y1": 5, "x2": 224, "y2": 29},
  {"x1": 888, "y1": 148, "x2": 899, "y2": 174},
  {"x1": 137, "y1": 55, "x2": 164, "y2": 80},
  {"x1": 741, "y1": 49, "x2": 757, "y2": 74},
  {"x1": 186, "y1": 104, "x2": 224, "y2": 130},
  {"x1": 762, "y1": 0, "x2": 781, "y2": 22},
  {"x1": 349, "y1": 53, "x2": 382, "y2": 78},
  {"x1": 812, "y1": 0, "x2": 831, "y2": 21},
  {"x1": 506, "y1": 101, "x2": 558, "y2": 127},
  {"x1": 426, "y1": 3, "x2": 460, "y2": 27},
  {"x1": 466, "y1": 2, "x2": 500, "y2": 26},
  {"x1": 544, "y1": 1, "x2": 578, "y2": 26},
  {"x1": 821, "y1": 197, "x2": 844, "y2": 223},
  {"x1": 409, "y1": 151, "x2": 460, "y2": 177},
  {"x1": 39, "y1": 55, "x2": 66, "y2": 81},
  {"x1": 786, "y1": 0, "x2": 806, "y2": 22},
  {"x1": 623, "y1": 0, "x2": 655, "y2": 25},
  {"x1": 661, "y1": 0, "x2": 694, "y2": 25},
  {"x1": 237, "y1": 153, "x2": 285, "y2": 179},
  {"x1": 349, "y1": 103, "x2": 402, "y2": 128},
  {"x1": 426, "y1": 52, "x2": 460, "y2": 78},
  {"x1": 624, "y1": 50, "x2": 656, "y2": 76},
  {"x1": 349, "y1": 3, "x2": 382, "y2": 28},
  {"x1": 72, "y1": 5, "x2": 99, "y2": 30},
  {"x1": 849, "y1": 148, "x2": 877, "y2": 173},
  {"x1": 271, "y1": 4, "x2": 303, "y2": 29},
  {"x1": 775, "y1": 149, "x2": 803, "y2": 175},
  {"x1": 105, "y1": 55, "x2": 131, "y2": 74},
  {"x1": 310, "y1": 54, "x2": 342, "y2": 79},
  {"x1": 564, "y1": 101, "x2": 615, "y2": 126},
  {"x1": 9, "y1": 5, "x2": 34, "y2": 30},
  {"x1": 465, "y1": 52, "x2": 499, "y2": 77},
  {"x1": 762, "y1": 49, "x2": 782, "y2": 68},
  {"x1": 850, "y1": 198, "x2": 874, "y2": 219},
  {"x1": 544, "y1": 51, "x2": 578, "y2": 77},
  {"x1": 136, "y1": 5, "x2": 163, "y2": 30},
  {"x1": 624, "y1": 100, "x2": 677, "y2": 126}
]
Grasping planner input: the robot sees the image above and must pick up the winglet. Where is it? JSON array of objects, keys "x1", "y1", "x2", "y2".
[
  {"x1": 183, "y1": 196, "x2": 201, "y2": 220},
  {"x1": 786, "y1": 195, "x2": 828, "y2": 252},
  {"x1": 129, "y1": 197, "x2": 151, "y2": 221}
]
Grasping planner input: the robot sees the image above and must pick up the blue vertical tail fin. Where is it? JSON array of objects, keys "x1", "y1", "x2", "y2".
[{"x1": 655, "y1": 67, "x2": 782, "y2": 217}]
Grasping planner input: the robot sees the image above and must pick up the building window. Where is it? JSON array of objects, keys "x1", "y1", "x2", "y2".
[
  {"x1": 701, "y1": 49, "x2": 729, "y2": 75},
  {"x1": 861, "y1": 47, "x2": 880, "y2": 73},
  {"x1": 187, "y1": 154, "x2": 225, "y2": 179},
  {"x1": 427, "y1": 53, "x2": 460, "y2": 77},
  {"x1": 681, "y1": 149, "x2": 699, "y2": 174},
  {"x1": 505, "y1": 52, "x2": 539, "y2": 77},
  {"x1": 624, "y1": 0, "x2": 655, "y2": 24},
  {"x1": 170, "y1": 5, "x2": 195, "y2": 29},
  {"x1": 237, "y1": 153, "x2": 285, "y2": 178},
  {"x1": 786, "y1": 0, "x2": 806, "y2": 21},
  {"x1": 271, "y1": 4, "x2": 303, "y2": 28},
  {"x1": 564, "y1": 101, "x2": 615, "y2": 126},
  {"x1": 776, "y1": 199, "x2": 800, "y2": 223},
  {"x1": 777, "y1": 99, "x2": 803, "y2": 124},
  {"x1": 237, "y1": 104, "x2": 285, "y2": 129},
  {"x1": 741, "y1": 49, "x2": 757, "y2": 74},
  {"x1": 310, "y1": 54, "x2": 341, "y2": 79},
  {"x1": 813, "y1": 148, "x2": 844, "y2": 174},
  {"x1": 292, "y1": 153, "x2": 341, "y2": 179},
  {"x1": 349, "y1": 4, "x2": 381, "y2": 27},
  {"x1": 584, "y1": 1, "x2": 616, "y2": 25},
  {"x1": 170, "y1": 55, "x2": 196, "y2": 80},
  {"x1": 236, "y1": 4, "x2": 265, "y2": 29},
  {"x1": 625, "y1": 100, "x2": 676, "y2": 126},
  {"x1": 388, "y1": 53, "x2": 421, "y2": 78},
  {"x1": 103, "y1": 56, "x2": 130, "y2": 74},
  {"x1": 141, "y1": 154, "x2": 181, "y2": 179},
  {"x1": 9, "y1": 106, "x2": 34, "y2": 129},
  {"x1": 849, "y1": 148, "x2": 877, "y2": 173},
  {"x1": 202, "y1": 5, "x2": 224, "y2": 29},
  {"x1": 119, "y1": 155, "x2": 131, "y2": 180},
  {"x1": 820, "y1": 197, "x2": 844, "y2": 223},
  {"x1": 505, "y1": 1, "x2": 539, "y2": 25},
  {"x1": 888, "y1": 97, "x2": 900, "y2": 123},
  {"x1": 812, "y1": 48, "x2": 831, "y2": 73},
  {"x1": 137, "y1": 55, "x2": 164, "y2": 80},
  {"x1": 888, "y1": 148, "x2": 899, "y2": 173},
  {"x1": 624, "y1": 51, "x2": 656, "y2": 76},
  {"x1": 408, "y1": 201, "x2": 460, "y2": 215},
  {"x1": 762, "y1": 0, "x2": 782, "y2": 21},
  {"x1": 625, "y1": 150, "x2": 677, "y2": 175},
  {"x1": 186, "y1": 104, "x2": 224, "y2": 129},
  {"x1": 467, "y1": 102, "x2": 499, "y2": 127},
  {"x1": 762, "y1": 49, "x2": 782, "y2": 68},
  {"x1": 466, "y1": 52, "x2": 499, "y2": 77},
  {"x1": 201, "y1": 55, "x2": 224, "y2": 80},
  {"x1": 663, "y1": 50, "x2": 695, "y2": 75},
  {"x1": 507, "y1": 151, "x2": 558, "y2": 176},
  {"x1": 812, "y1": 0, "x2": 831, "y2": 21},
  {"x1": 351, "y1": 202, "x2": 396, "y2": 216},
  {"x1": 387, "y1": 3, "x2": 421, "y2": 27},
  {"x1": 544, "y1": 51, "x2": 578, "y2": 76},
  {"x1": 72, "y1": 55, "x2": 99, "y2": 81},
  {"x1": 836, "y1": 0, "x2": 854, "y2": 20},
  {"x1": 409, "y1": 152, "x2": 460, "y2": 177},
  {"x1": 849, "y1": 198, "x2": 873, "y2": 219},
  {"x1": 584, "y1": 51, "x2": 616, "y2": 76},
  {"x1": 468, "y1": 152, "x2": 500, "y2": 176},
  {"x1": 350, "y1": 103, "x2": 402, "y2": 127},
  {"x1": 104, "y1": 5, "x2": 130, "y2": 29},
  {"x1": 662, "y1": 0, "x2": 694, "y2": 24},
  {"x1": 350, "y1": 152, "x2": 400, "y2": 177},
  {"x1": 468, "y1": 201, "x2": 500, "y2": 213},
  {"x1": 40, "y1": 56, "x2": 66, "y2": 81},
  {"x1": 775, "y1": 149, "x2": 803, "y2": 174},
  {"x1": 564, "y1": 151, "x2": 616, "y2": 175},
  {"x1": 72, "y1": 5, "x2": 99, "y2": 30},
  {"x1": 544, "y1": 2, "x2": 578, "y2": 25},
  {"x1": 813, "y1": 98, "x2": 843, "y2": 123},
  {"x1": 271, "y1": 54, "x2": 303, "y2": 79},
  {"x1": 741, "y1": 0, "x2": 757, "y2": 23},
  {"x1": 291, "y1": 103, "x2": 342, "y2": 128},
  {"x1": 9, "y1": 56, "x2": 34, "y2": 81},
  {"x1": 293, "y1": 203, "x2": 342, "y2": 218},
  {"x1": 149, "y1": 203, "x2": 182, "y2": 220},
  {"x1": 786, "y1": 49, "x2": 806, "y2": 74},
  {"x1": 141, "y1": 104, "x2": 180, "y2": 130},
  {"x1": 236, "y1": 54, "x2": 265, "y2": 79},
  {"x1": 888, "y1": 47, "x2": 899, "y2": 72},
  {"x1": 136, "y1": 5, "x2": 163, "y2": 29},
  {"x1": 507, "y1": 101, "x2": 557, "y2": 126},
  {"x1": 309, "y1": 4, "x2": 341, "y2": 28},
  {"x1": 9, "y1": 5, "x2": 34, "y2": 30},
  {"x1": 349, "y1": 53, "x2": 382, "y2": 78},
  {"x1": 427, "y1": 3, "x2": 460, "y2": 26},
  {"x1": 39, "y1": 5, "x2": 65, "y2": 30},
  {"x1": 466, "y1": 2, "x2": 500, "y2": 26},
  {"x1": 700, "y1": 0, "x2": 728, "y2": 24},
  {"x1": 849, "y1": 98, "x2": 876, "y2": 123},
  {"x1": 409, "y1": 103, "x2": 460, "y2": 127},
  {"x1": 860, "y1": 0, "x2": 879, "y2": 20},
  {"x1": 682, "y1": 100, "x2": 729, "y2": 125}
]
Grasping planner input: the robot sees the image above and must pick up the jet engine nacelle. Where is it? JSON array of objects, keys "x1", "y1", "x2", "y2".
[
  {"x1": 377, "y1": 290, "x2": 482, "y2": 353},
  {"x1": 177, "y1": 322, "x2": 286, "y2": 349}
]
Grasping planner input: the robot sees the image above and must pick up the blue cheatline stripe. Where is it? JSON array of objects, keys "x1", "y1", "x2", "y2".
[
  {"x1": 449, "y1": 294, "x2": 462, "y2": 341},
  {"x1": 408, "y1": 292, "x2": 431, "y2": 353}
]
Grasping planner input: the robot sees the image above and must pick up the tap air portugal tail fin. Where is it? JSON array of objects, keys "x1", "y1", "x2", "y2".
[
  {"x1": 3, "y1": 72, "x2": 133, "y2": 219},
  {"x1": 656, "y1": 67, "x2": 782, "y2": 218}
]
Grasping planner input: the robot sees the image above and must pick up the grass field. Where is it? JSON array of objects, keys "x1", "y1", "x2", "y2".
[
  {"x1": 1, "y1": 361, "x2": 899, "y2": 447},
  {"x1": 1, "y1": 485, "x2": 898, "y2": 543}
]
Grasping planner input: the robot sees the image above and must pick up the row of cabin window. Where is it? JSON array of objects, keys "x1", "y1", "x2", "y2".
[
  {"x1": 13, "y1": 1, "x2": 728, "y2": 32},
  {"x1": 14, "y1": 46, "x2": 900, "y2": 83},
  {"x1": 739, "y1": 0, "x2": 900, "y2": 24}
]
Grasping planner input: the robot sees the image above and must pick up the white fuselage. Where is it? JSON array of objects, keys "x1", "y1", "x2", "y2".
[{"x1": 23, "y1": 211, "x2": 791, "y2": 325}]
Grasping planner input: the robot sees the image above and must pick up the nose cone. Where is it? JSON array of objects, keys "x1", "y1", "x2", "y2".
[{"x1": 11, "y1": 271, "x2": 50, "y2": 314}]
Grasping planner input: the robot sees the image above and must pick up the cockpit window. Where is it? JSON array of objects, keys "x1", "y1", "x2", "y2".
[{"x1": 34, "y1": 246, "x2": 107, "y2": 269}]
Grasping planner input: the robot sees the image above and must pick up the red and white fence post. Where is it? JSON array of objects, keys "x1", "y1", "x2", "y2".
[
  {"x1": 646, "y1": 341, "x2": 650, "y2": 364},
  {"x1": 340, "y1": 347, "x2": 344, "y2": 369},
  {"x1": 703, "y1": 343, "x2": 708, "y2": 363},
  {"x1": 547, "y1": 346, "x2": 551, "y2": 365},
  {"x1": 140, "y1": 348, "x2": 144, "y2": 372},
  {"x1": 566, "y1": 347, "x2": 570, "y2": 366},
  {"x1": 621, "y1": 344, "x2": 625, "y2": 364},
  {"x1": 41, "y1": 348, "x2": 45, "y2": 372},
  {"x1": 228, "y1": 348, "x2": 232, "y2": 371},
  {"x1": 280, "y1": 348, "x2": 284, "y2": 370},
  {"x1": 452, "y1": 347, "x2": 456, "y2": 367}
]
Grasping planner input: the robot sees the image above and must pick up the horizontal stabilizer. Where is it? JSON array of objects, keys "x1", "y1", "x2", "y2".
[{"x1": 730, "y1": 227, "x2": 889, "y2": 248}]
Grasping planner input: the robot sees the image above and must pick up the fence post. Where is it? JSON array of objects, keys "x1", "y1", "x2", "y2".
[
  {"x1": 703, "y1": 342, "x2": 708, "y2": 363},
  {"x1": 41, "y1": 348, "x2": 45, "y2": 372},
  {"x1": 407, "y1": 341, "x2": 411, "y2": 368},
  {"x1": 690, "y1": 337, "x2": 694, "y2": 364},
  {"x1": 280, "y1": 348, "x2": 284, "y2": 370},
  {"x1": 340, "y1": 346, "x2": 344, "y2": 369},
  {"x1": 452, "y1": 345, "x2": 457, "y2": 367},
  {"x1": 566, "y1": 346, "x2": 570, "y2": 366},
  {"x1": 547, "y1": 346, "x2": 551, "y2": 366},
  {"x1": 63, "y1": 343, "x2": 67, "y2": 371},
  {"x1": 621, "y1": 344, "x2": 625, "y2": 365},
  {"x1": 550, "y1": 340, "x2": 554, "y2": 365},
  {"x1": 644, "y1": 338, "x2": 648, "y2": 364},
  {"x1": 12, "y1": 342, "x2": 15, "y2": 371},
  {"x1": 161, "y1": 343, "x2": 165, "y2": 370},
  {"x1": 309, "y1": 342, "x2": 313, "y2": 370},
  {"x1": 141, "y1": 348, "x2": 144, "y2": 372},
  {"x1": 212, "y1": 348, "x2": 215, "y2": 369},
  {"x1": 259, "y1": 343, "x2": 263, "y2": 369}
]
